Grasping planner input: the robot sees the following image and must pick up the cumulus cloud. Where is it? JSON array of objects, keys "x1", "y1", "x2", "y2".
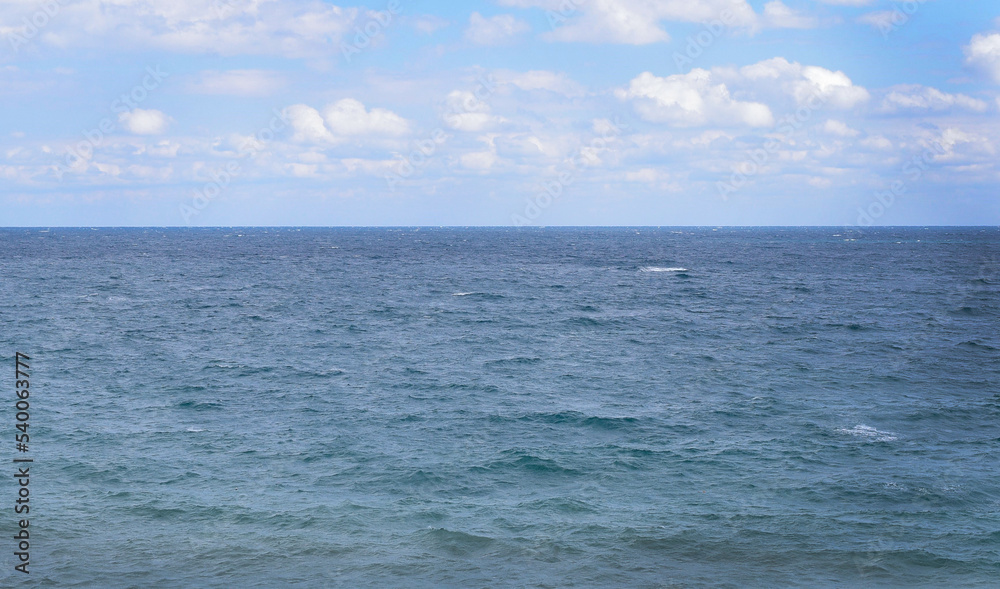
[
  {"x1": 411, "y1": 15, "x2": 450, "y2": 35},
  {"x1": 286, "y1": 99, "x2": 409, "y2": 144},
  {"x1": 286, "y1": 104, "x2": 334, "y2": 144},
  {"x1": 497, "y1": 0, "x2": 760, "y2": 44},
  {"x1": 322, "y1": 99, "x2": 410, "y2": 136},
  {"x1": 118, "y1": 109, "x2": 171, "y2": 135},
  {"x1": 460, "y1": 149, "x2": 499, "y2": 170},
  {"x1": 880, "y1": 85, "x2": 989, "y2": 113},
  {"x1": 442, "y1": 90, "x2": 504, "y2": 132},
  {"x1": 187, "y1": 70, "x2": 286, "y2": 96},
  {"x1": 861, "y1": 135, "x2": 892, "y2": 150},
  {"x1": 464, "y1": 12, "x2": 530, "y2": 45},
  {"x1": 0, "y1": 0, "x2": 366, "y2": 58},
  {"x1": 823, "y1": 119, "x2": 859, "y2": 137},
  {"x1": 616, "y1": 70, "x2": 774, "y2": 127},
  {"x1": 496, "y1": 0, "x2": 827, "y2": 44},
  {"x1": 761, "y1": 1, "x2": 818, "y2": 29},
  {"x1": 856, "y1": 10, "x2": 897, "y2": 32},
  {"x1": 738, "y1": 57, "x2": 869, "y2": 109},
  {"x1": 936, "y1": 127, "x2": 996, "y2": 159},
  {"x1": 497, "y1": 70, "x2": 586, "y2": 96},
  {"x1": 965, "y1": 33, "x2": 1000, "y2": 83}
]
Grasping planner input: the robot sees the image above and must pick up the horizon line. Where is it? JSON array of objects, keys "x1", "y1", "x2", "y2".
[{"x1": 1, "y1": 225, "x2": 998, "y2": 230}]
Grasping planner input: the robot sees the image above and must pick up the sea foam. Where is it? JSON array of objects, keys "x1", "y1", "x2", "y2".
[{"x1": 838, "y1": 424, "x2": 898, "y2": 442}]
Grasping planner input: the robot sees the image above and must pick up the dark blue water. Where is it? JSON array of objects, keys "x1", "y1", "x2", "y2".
[{"x1": 0, "y1": 227, "x2": 997, "y2": 587}]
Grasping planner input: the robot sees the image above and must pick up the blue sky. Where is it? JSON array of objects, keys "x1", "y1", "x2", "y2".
[{"x1": 1, "y1": 0, "x2": 998, "y2": 226}]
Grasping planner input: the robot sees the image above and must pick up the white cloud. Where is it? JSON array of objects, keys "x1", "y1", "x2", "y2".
[
  {"x1": 817, "y1": 0, "x2": 874, "y2": 5},
  {"x1": 762, "y1": 1, "x2": 818, "y2": 29},
  {"x1": 460, "y1": 149, "x2": 499, "y2": 170},
  {"x1": 498, "y1": 0, "x2": 760, "y2": 44},
  {"x1": 118, "y1": 109, "x2": 171, "y2": 135},
  {"x1": 285, "y1": 163, "x2": 319, "y2": 178},
  {"x1": 937, "y1": 127, "x2": 995, "y2": 159},
  {"x1": 442, "y1": 90, "x2": 503, "y2": 132},
  {"x1": 823, "y1": 119, "x2": 859, "y2": 137},
  {"x1": 497, "y1": 70, "x2": 586, "y2": 96},
  {"x1": 285, "y1": 99, "x2": 409, "y2": 145},
  {"x1": 799, "y1": 66, "x2": 870, "y2": 108},
  {"x1": 687, "y1": 130, "x2": 733, "y2": 147},
  {"x1": 624, "y1": 167, "x2": 674, "y2": 187},
  {"x1": 856, "y1": 10, "x2": 896, "y2": 31},
  {"x1": 144, "y1": 140, "x2": 181, "y2": 158},
  {"x1": 454, "y1": 135, "x2": 501, "y2": 171},
  {"x1": 738, "y1": 57, "x2": 801, "y2": 80},
  {"x1": 0, "y1": 0, "x2": 366, "y2": 58},
  {"x1": 286, "y1": 104, "x2": 334, "y2": 144},
  {"x1": 616, "y1": 70, "x2": 774, "y2": 128},
  {"x1": 187, "y1": 70, "x2": 286, "y2": 96},
  {"x1": 341, "y1": 158, "x2": 400, "y2": 176},
  {"x1": 496, "y1": 0, "x2": 828, "y2": 44},
  {"x1": 739, "y1": 58, "x2": 869, "y2": 109},
  {"x1": 411, "y1": 15, "x2": 450, "y2": 35},
  {"x1": 322, "y1": 99, "x2": 410, "y2": 137},
  {"x1": 861, "y1": 135, "x2": 892, "y2": 150},
  {"x1": 881, "y1": 85, "x2": 989, "y2": 113},
  {"x1": 125, "y1": 163, "x2": 172, "y2": 180},
  {"x1": 965, "y1": 33, "x2": 1000, "y2": 83},
  {"x1": 464, "y1": 12, "x2": 530, "y2": 45}
]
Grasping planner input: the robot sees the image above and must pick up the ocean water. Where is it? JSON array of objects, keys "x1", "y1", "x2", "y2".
[{"x1": 0, "y1": 227, "x2": 998, "y2": 588}]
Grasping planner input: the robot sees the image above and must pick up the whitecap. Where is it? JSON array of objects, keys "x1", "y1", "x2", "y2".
[
  {"x1": 452, "y1": 292, "x2": 477, "y2": 296},
  {"x1": 838, "y1": 424, "x2": 897, "y2": 442},
  {"x1": 640, "y1": 267, "x2": 688, "y2": 273}
]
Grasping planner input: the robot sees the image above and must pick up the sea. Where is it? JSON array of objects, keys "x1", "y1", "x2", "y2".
[{"x1": 0, "y1": 227, "x2": 997, "y2": 588}]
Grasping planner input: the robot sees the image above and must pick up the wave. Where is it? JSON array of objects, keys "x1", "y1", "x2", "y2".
[
  {"x1": 475, "y1": 450, "x2": 580, "y2": 476},
  {"x1": 422, "y1": 528, "x2": 496, "y2": 556},
  {"x1": 177, "y1": 400, "x2": 224, "y2": 411},
  {"x1": 958, "y1": 340, "x2": 998, "y2": 351},
  {"x1": 640, "y1": 266, "x2": 688, "y2": 273},
  {"x1": 837, "y1": 424, "x2": 897, "y2": 442},
  {"x1": 484, "y1": 356, "x2": 542, "y2": 366},
  {"x1": 452, "y1": 292, "x2": 504, "y2": 299},
  {"x1": 488, "y1": 410, "x2": 642, "y2": 430}
]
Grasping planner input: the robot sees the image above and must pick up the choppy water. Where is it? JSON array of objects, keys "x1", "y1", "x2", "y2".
[{"x1": 0, "y1": 227, "x2": 998, "y2": 588}]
